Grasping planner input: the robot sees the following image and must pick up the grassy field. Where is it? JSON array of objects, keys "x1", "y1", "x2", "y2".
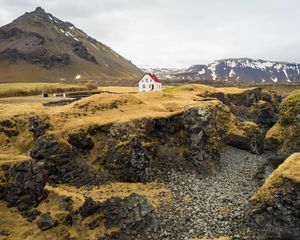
[{"x1": 0, "y1": 83, "x2": 88, "y2": 98}]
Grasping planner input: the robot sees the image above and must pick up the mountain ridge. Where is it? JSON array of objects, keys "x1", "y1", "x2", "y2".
[
  {"x1": 146, "y1": 58, "x2": 300, "y2": 84},
  {"x1": 0, "y1": 7, "x2": 142, "y2": 83}
]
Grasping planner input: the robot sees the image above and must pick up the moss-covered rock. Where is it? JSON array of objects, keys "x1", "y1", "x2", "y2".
[
  {"x1": 226, "y1": 121, "x2": 264, "y2": 154},
  {"x1": 204, "y1": 87, "x2": 281, "y2": 127},
  {"x1": 264, "y1": 90, "x2": 300, "y2": 156},
  {"x1": 249, "y1": 153, "x2": 300, "y2": 239}
]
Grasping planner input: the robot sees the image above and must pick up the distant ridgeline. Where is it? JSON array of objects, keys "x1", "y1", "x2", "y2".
[{"x1": 153, "y1": 59, "x2": 300, "y2": 84}]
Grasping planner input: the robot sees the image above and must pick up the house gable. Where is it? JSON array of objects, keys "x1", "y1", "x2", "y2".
[{"x1": 138, "y1": 73, "x2": 162, "y2": 92}]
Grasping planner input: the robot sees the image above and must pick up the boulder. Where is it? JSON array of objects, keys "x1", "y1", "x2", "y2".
[
  {"x1": 78, "y1": 197, "x2": 100, "y2": 219},
  {"x1": 100, "y1": 193, "x2": 159, "y2": 231},
  {"x1": 248, "y1": 153, "x2": 300, "y2": 239},
  {"x1": 37, "y1": 213, "x2": 55, "y2": 231},
  {"x1": 252, "y1": 100, "x2": 278, "y2": 126},
  {"x1": 5, "y1": 161, "x2": 48, "y2": 210},
  {"x1": 226, "y1": 122, "x2": 264, "y2": 154}
]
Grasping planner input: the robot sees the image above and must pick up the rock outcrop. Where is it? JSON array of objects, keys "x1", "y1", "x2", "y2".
[
  {"x1": 206, "y1": 88, "x2": 281, "y2": 127},
  {"x1": 248, "y1": 153, "x2": 300, "y2": 240},
  {"x1": 264, "y1": 90, "x2": 300, "y2": 157},
  {"x1": 5, "y1": 161, "x2": 48, "y2": 213},
  {"x1": 30, "y1": 134, "x2": 104, "y2": 186},
  {"x1": 28, "y1": 115, "x2": 50, "y2": 140},
  {"x1": 78, "y1": 193, "x2": 159, "y2": 239},
  {"x1": 87, "y1": 104, "x2": 232, "y2": 182}
]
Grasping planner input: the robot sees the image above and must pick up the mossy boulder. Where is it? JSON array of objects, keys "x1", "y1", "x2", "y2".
[
  {"x1": 264, "y1": 90, "x2": 300, "y2": 156},
  {"x1": 249, "y1": 153, "x2": 300, "y2": 239},
  {"x1": 226, "y1": 121, "x2": 264, "y2": 154}
]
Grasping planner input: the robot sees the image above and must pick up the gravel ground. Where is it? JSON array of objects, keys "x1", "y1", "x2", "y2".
[{"x1": 150, "y1": 146, "x2": 271, "y2": 240}]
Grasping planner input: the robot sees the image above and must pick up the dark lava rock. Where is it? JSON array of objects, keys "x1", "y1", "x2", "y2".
[
  {"x1": 100, "y1": 193, "x2": 159, "y2": 231},
  {"x1": 78, "y1": 194, "x2": 159, "y2": 237},
  {"x1": 124, "y1": 139, "x2": 153, "y2": 183},
  {"x1": 253, "y1": 100, "x2": 278, "y2": 126},
  {"x1": 29, "y1": 116, "x2": 50, "y2": 140},
  {"x1": 30, "y1": 134, "x2": 105, "y2": 186},
  {"x1": 78, "y1": 197, "x2": 100, "y2": 219},
  {"x1": 0, "y1": 47, "x2": 70, "y2": 68},
  {"x1": 37, "y1": 213, "x2": 55, "y2": 231},
  {"x1": 72, "y1": 41, "x2": 97, "y2": 63},
  {"x1": 30, "y1": 134, "x2": 73, "y2": 161},
  {"x1": 103, "y1": 137, "x2": 153, "y2": 183},
  {"x1": 5, "y1": 161, "x2": 48, "y2": 210},
  {"x1": 68, "y1": 131, "x2": 94, "y2": 153}
]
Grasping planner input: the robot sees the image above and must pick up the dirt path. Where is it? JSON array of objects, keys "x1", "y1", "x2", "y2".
[{"x1": 153, "y1": 146, "x2": 270, "y2": 240}]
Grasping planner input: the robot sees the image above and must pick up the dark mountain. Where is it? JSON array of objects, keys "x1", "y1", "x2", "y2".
[
  {"x1": 0, "y1": 7, "x2": 142, "y2": 83},
  {"x1": 170, "y1": 58, "x2": 300, "y2": 83}
]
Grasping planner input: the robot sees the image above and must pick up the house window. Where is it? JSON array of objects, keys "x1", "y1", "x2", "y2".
[
  {"x1": 146, "y1": 79, "x2": 148, "y2": 82},
  {"x1": 142, "y1": 85, "x2": 145, "y2": 88}
]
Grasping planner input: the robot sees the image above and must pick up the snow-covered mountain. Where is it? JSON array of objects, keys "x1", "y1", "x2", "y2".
[
  {"x1": 139, "y1": 66, "x2": 181, "y2": 79},
  {"x1": 166, "y1": 59, "x2": 300, "y2": 83}
]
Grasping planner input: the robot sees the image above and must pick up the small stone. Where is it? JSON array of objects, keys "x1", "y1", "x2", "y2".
[{"x1": 37, "y1": 213, "x2": 55, "y2": 231}]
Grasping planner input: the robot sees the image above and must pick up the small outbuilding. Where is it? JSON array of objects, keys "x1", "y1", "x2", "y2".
[{"x1": 138, "y1": 73, "x2": 162, "y2": 92}]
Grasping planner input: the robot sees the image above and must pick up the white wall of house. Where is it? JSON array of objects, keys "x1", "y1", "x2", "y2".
[{"x1": 138, "y1": 74, "x2": 162, "y2": 92}]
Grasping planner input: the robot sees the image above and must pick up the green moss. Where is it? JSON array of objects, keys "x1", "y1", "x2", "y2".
[
  {"x1": 265, "y1": 90, "x2": 300, "y2": 154},
  {"x1": 278, "y1": 90, "x2": 300, "y2": 125}
]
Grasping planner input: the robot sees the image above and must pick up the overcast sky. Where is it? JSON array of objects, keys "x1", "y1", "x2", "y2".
[{"x1": 0, "y1": 0, "x2": 299, "y2": 67}]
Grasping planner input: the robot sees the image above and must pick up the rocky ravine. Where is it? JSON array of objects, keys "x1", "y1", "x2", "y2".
[{"x1": 0, "y1": 85, "x2": 299, "y2": 240}]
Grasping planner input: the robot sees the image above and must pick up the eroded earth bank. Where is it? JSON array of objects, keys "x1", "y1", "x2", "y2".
[{"x1": 0, "y1": 85, "x2": 299, "y2": 240}]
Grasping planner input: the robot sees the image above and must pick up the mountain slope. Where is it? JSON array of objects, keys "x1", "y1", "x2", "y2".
[
  {"x1": 0, "y1": 7, "x2": 142, "y2": 83},
  {"x1": 170, "y1": 58, "x2": 300, "y2": 83}
]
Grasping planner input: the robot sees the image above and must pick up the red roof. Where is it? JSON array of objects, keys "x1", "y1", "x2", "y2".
[{"x1": 145, "y1": 73, "x2": 161, "y2": 83}]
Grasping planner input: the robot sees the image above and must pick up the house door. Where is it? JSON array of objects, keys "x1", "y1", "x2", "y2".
[{"x1": 151, "y1": 84, "x2": 154, "y2": 91}]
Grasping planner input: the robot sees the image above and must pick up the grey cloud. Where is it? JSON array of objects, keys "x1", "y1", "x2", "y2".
[{"x1": 0, "y1": 0, "x2": 299, "y2": 67}]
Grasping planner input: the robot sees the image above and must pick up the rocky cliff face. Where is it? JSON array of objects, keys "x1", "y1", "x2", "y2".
[
  {"x1": 164, "y1": 59, "x2": 300, "y2": 83},
  {"x1": 0, "y1": 7, "x2": 142, "y2": 83}
]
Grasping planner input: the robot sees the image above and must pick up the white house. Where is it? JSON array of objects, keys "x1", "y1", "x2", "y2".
[{"x1": 138, "y1": 73, "x2": 162, "y2": 92}]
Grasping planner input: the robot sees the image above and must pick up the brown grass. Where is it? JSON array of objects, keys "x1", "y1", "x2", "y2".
[
  {"x1": 0, "y1": 83, "x2": 87, "y2": 98},
  {"x1": 45, "y1": 181, "x2": 172, "y2": 209}
]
